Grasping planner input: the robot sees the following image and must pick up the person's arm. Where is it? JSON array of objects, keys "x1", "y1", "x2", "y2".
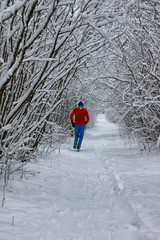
[
  {"x1": 70, "y1": 109, "x2": 75, "y2": 127},
  {"x1": 85, "y1": 109, "x2": 90, "y2": 124}
]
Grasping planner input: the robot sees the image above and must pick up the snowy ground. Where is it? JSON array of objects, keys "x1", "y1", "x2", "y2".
[{"x1": 1, "y1": 115, "x2": 160, "y2": 240}]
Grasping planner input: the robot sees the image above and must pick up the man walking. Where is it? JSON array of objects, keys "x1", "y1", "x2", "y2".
[{"x1": 70, "y1": 101, "x2": 90, "y2": 151}]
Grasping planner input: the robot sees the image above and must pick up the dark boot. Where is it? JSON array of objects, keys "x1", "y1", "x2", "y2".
[{"x1": 73, "y1": 142, "x2": 77, "y2": 149}]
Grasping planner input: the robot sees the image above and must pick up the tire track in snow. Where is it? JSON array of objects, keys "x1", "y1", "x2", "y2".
[{"x1": 94, "y1": 138, "x2": 149, "y2": 234}]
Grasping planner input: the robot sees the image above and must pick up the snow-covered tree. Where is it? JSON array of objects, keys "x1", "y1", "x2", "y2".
[
  {"x1": 1, "y1": 0, "x2": 125, "y2": 168},
  {"x1": 98, "y1": 0, "x2": 160, "y2": 150}
]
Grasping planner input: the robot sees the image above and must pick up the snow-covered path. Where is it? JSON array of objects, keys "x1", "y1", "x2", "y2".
[{"x1": 1, "y1": 115, "x2": 160, "y2": 240}]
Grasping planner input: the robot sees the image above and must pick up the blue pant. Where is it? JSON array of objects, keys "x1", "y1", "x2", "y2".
[{"x1": 74, "y1": 125, "x2": 85, "y2": 149}]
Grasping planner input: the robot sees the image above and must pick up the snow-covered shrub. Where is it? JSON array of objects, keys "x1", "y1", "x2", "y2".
[
  {"x1": 0, "y1": 0, "x2": 119, "y2": 171},
  {"x1": 96, "y1": 0, "x2": 160, "y2": 150}
]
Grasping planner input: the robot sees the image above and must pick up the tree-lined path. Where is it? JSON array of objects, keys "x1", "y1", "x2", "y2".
[{"x1": 1, "y1": 115, "x2": 160, "y2": 240}]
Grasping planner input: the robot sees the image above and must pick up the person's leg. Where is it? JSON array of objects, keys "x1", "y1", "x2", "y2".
[
  {"x1": 74, "y1": 125, "x2": 80, "y2": 148},
  {"x1": 77, "y1": 125, "x2": 85, "y2": 149}
]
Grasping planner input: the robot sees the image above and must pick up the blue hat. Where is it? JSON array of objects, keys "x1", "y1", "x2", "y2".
[{"x1": 78, "y1": 101, "x2": 83, "y2": 107}]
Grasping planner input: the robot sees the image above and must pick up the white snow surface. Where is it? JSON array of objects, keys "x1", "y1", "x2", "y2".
[{"x1": 1, "y1": 115, "x2": 160, "y2": 240}]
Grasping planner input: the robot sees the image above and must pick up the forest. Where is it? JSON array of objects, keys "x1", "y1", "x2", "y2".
[{"x1": 0, "y1": 0, "x2": 160, "y2": 176}]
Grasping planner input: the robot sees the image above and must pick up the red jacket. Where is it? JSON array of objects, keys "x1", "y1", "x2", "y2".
[{"x1": 70, "y1": 107, "x2": 90, "y2": 125}]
